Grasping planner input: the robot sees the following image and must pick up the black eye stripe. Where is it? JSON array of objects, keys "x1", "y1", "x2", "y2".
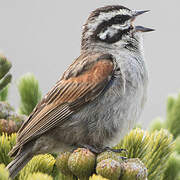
[
  {"x1": 93, "y1": 15, "x2": 131, "y2": 38},
  {"x1": 111, "y1": 15, "x2": 131, "y2": 24}
]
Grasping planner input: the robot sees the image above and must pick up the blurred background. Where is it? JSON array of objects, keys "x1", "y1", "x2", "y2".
[{"x1": 0, "y1": 0, "x2": 179, "y2": 127}]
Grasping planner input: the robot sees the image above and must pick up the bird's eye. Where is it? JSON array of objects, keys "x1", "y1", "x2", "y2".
[
  {"x1": 111, "y1": 22, "x2": 128, "y2": 30},
  {"x1": 120, "y1": 21, "x2": 127, "y2": 27},
  {"x1": 112, "y1": 15, "x2": 131, "y2": 27}
]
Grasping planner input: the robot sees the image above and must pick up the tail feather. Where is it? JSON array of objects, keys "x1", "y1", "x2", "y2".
[{"x1": 6, "y1": 149, "x2": 33, "y2": 179}]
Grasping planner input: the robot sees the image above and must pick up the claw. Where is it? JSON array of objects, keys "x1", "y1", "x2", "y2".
[
  {"x1": 105, "y1": 147, "x2": 128, "y2": 155},
  {"x1": 120, "y1": 156, "x2": 128, "y2": 161}
]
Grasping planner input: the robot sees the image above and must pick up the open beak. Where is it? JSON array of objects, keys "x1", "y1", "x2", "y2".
[
  {"x1": 135, "y1": 26, "x2": 155, "y2": 32},
  {"x1": 133, "y1": 10, "x2": 150, "y2": 17},
  {"x1": 132, "y1": 10, "x2": 155, "y2": 32}
]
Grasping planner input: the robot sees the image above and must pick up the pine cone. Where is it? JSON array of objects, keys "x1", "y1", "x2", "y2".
[
  {"x1": 120, "y1": 158, "x2": 147, "y2": 180},
  {"x1": 68, "y1": 148, "x2": 96, "y2": 179},
  {"x1": 56, "y1": 152, "x2": 73, "y2": 176},
  {"x1": 96, "y1": 158, "x2": 121, "y2": 180}
]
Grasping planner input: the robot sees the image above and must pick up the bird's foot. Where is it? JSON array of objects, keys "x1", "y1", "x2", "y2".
[
  {"x1": 103, "y1": 147, "x2": 127, "y2": 154},
  {"x1": 102, "y1": 147, "x2": 128, "y2": 160},
  {"x1": 77, "y1": 144, "x2": 127, "y2": 158},
  {"x1": 77, "y1": 144, "x2": 102, "y2": 154}
]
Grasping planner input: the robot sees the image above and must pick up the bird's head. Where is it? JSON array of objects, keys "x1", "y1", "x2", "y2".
[{"x1": 81, "y1": 5, "x2": 154, "y2": 53}]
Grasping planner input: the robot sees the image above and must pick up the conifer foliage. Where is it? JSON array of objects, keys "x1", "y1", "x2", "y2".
[{"x1": 0, "y1": 54, "x2": 12, "y2": 102}]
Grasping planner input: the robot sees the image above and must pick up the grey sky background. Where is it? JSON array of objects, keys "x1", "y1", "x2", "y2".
[{"x1": 0, "y1": 0, "x2": 179, "y2": 128}]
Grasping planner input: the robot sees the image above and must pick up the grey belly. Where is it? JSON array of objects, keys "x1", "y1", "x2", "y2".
[{"x1": 53, "y1": 77, "x2": 145, "y2": 149}]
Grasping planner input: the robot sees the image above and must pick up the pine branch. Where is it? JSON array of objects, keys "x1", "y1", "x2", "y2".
[
  {"x1": 0, "y1": 86, "x2": 9, "y2": 102},
  {"x1": 166, "y1": 94, "x2": 180, "y2": 138},
  {"x1": 18, "y1": 73, "x2": 42, "y2": 116},
  {"x1": 0, "y1": 54, "x2": 12, "y2": 93},
  {"x1": 0, "y1": 163, "x2": 10, "y2": 180},
  {"x1": 0, "y1": 133, "x2": 16, "y2": 165},
  {"x1": 26, "y1": 172, "x2": 53, "y2": 180},
  {"x1": 19, "y1": 154, "x2": 55, "y2": 180}
]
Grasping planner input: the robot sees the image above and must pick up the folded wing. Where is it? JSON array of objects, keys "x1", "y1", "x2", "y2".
[{"x1": 10, "y1": 53, "x2": 115, "y2": 156}]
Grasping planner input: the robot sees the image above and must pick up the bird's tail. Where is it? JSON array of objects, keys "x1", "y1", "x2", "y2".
[{"x1": 6, "y1": 148, "x2": 33, "y2": 179}]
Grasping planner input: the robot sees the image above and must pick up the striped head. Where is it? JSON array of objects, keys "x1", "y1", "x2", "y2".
[{"x1": 81, "y1": 5, "x2": 154, "y2": 52}]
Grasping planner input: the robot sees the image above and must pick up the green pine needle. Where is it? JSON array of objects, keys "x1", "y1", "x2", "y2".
[
  {"x1": 0, "y1": 133, "x2": 17, "y2": 165},
  {"x1": 144, "y1": 129, "x2": 174, "y2": 180},
  {"x1": 0, "y1": 54, "x2": 12, "y2": 80},
  {"x1": 0, "y1": 74, "x2": 12, "y2": 92},
  {"x1": 0, "y1": 163, "x2": 10, "y2": 180},
  {"x1": 0, "y1": 86, "x2": 9, "y2": 101},
  {"x1": 149, "y1": 117, "x2": 165, "y2": 132},
  {"x1": 26, "y1": 172, "x2": 53, "y2": 180},
  {"x1": 18, "y1": 73, "x2": 42, "y2": 116},
  {"x1": 166, "y1": 94, "x2": 180, "y2": 138},
  {"x1": 0, "y1": 54, "x2": 12, "y2": 93},
  {"x1": 115, "y1": 128, "x2": 174, "y2": 180},
  {"x1": 175, "y1": 136, "x2": 180, "y2": 154},
  {"x1": 19, "y1": 154, "x2": 55, "y2": 180},
  {"x1": 163, "y1": 152, "x2": 180, "y2": 180},
  {"x1": 115, "y1": 128, "x2": 150, "y2": 160}
]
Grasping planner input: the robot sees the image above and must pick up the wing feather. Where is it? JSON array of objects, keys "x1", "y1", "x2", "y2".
[{"x1": 10, "y1": 53, "x2": 115, "y2": 156}]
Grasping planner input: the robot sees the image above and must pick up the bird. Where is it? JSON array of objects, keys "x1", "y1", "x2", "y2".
[{"x1": 7, "y1": 5, "x2": 154, "y2": 179}]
